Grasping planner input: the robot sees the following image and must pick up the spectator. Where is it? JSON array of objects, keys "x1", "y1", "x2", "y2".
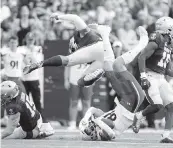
[
  {"x1": 21, "y1": 32, "x2": 44, "y2": 120},
  {"x1": 0, "y1": 0, "x2": 11, "y2": 23},
  {"x1": 17, "y1": 5, "x2": 33, "y2": 45},
  {"x1": 64, "y1": 64, "x2": 93, "y2": 130},
  {"x1": 117, "y1": 18, "x2": 138, "y2": 53},
  {"x1": 96, "y1": 0, "x2": 115, "y2": 26}
]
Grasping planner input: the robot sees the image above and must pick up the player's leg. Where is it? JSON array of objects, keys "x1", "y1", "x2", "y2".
[
  {"x1": 5, "y1": 127, "x2": 27, "y2": 139},
  {"x1": 23, "y1": 41, "x2": 104, "y2": 75},
  {"x1": 160, "y1": 80, "x2": 173, "y2": 143},
  {"x1": 133, "y1": 74, "x2": 164, "y2": 133},
  {"x1": 81, "y1": 86, "x2": 93, "y2": 116},
  {"x1": 68, "y1": 84, "x2": 80, "y2": 130},
  {"x1": 29, "y1": 80, "x2": 42, "y2": 113}
]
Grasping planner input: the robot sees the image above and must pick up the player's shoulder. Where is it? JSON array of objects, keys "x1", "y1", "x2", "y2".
[
  {"x1": 149, "y1": 32, "x2": 163, "y2": 44},
  {"x1": 17, "y1": 46, "x2": 27, "y2": 55}
]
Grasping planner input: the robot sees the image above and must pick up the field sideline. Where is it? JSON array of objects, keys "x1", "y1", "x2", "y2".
[{"x1": 1, "y1": 128, "x2": 173, "y2": 148}]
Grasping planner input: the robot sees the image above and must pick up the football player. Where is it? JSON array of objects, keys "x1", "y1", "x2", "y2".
[
  {"x1": 23, "y1": 13, "x2": 104, "y2": 86},
  {"x1": 1, "y1": 81, "x2": 54, "y2": 139},
  {"x1": 133, "y1": 17, "x2": 173, "y2": 143},
  {"x1": 79, "y1": 26, "x2": 149, "y2": 141}
]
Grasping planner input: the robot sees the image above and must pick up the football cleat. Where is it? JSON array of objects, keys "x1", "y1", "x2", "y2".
[
  {"x1": 78, "y1": 69, "x2": 104, "y2": 87},
  {"x1": 160, "y1": 136, "x2": 173, "y2": 143},
  {"x1": 23, "y1": 62, "x2": 43, "y2": 75},
  {"x1": 132, "y1": 114, "x2": 141, "y2": 133}
]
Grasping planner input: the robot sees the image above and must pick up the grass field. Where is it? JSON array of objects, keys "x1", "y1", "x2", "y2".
[{"x1": 1, "y1": 129, "x2": 173, "y2": 148}]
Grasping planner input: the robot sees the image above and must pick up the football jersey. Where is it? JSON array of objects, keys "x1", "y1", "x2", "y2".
[
  {"x1": 5, "y1": 90, "x2": 40, "y2": 132},
  {"x1": 20, "y1": 46, "x2": 43, "y2": 81},
  {"x1": 1, "y1": 48, "x2": 25, "y2": 77},
  {"x1": 73, "y1": 28, "x2": 102, "y2": 49},
  {"x1": 146, "y1": 32, "x2": 172, "y2": 74}
]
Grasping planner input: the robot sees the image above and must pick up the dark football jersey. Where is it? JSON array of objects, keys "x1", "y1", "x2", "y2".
[
  {"x1": 6, "y1": 91, "x2": 40, "y2": 132},
  {"x1": 146, "y1": 32, "x2": 172, "y2": 74},
  {"x1": 73, "y1": 28, "x2": 102, "y2": 49}
]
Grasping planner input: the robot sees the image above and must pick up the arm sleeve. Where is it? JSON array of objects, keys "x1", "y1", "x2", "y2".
[{"x1": 138, "y1": 42, "x2": 158, "y2": 73}]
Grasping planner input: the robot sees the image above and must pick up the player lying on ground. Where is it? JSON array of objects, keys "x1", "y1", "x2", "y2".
[
  {"x1": 0, "y1": 81, "x2": 54, "y2": 139},
  {"x1": 132, "y1": 17, "x2": 173, "y2": 143},
  {"x1": 79, "y1": 26, "x2": 149, "y2": 141},
  {"x1": 23, "y1": 13, "x2": 105, "y2": 86}
]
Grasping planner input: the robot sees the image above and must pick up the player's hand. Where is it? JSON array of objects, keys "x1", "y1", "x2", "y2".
[
  {"x1": 23, "y1": 65, "x2": 32, "y2": 75},
  {"x1": 50, "y1": 13, "x2": 62, "y2": 23},
  {"x1": 140, "y1": 77, "x2": 150, "y2": 90}
]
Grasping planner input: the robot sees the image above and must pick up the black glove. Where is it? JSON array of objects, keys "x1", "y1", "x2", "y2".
[{"x1": 140, "y1": 77, "x2": 151, "y2": 90}]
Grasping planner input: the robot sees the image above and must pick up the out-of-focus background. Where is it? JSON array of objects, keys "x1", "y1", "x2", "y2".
[{"x1": 0, "y1": 0, "x2": 173, "y2": 129}]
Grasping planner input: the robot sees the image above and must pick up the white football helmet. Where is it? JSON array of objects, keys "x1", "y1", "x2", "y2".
[
  {"x1": 79, "y1": 118, "x2": 98, "y2": 140},
  {"x1": 155, "y1": 17, "x2": 173, "y2": 36},
  {"x1": 0, "y1": 81, "x2": 19, "y2": 106}
]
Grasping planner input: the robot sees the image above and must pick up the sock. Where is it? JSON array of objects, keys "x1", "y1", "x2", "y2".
[
  {"x1": 162, "y1": 130, "x2": 171, "y2": 138},
  {"x1": 69, "y1": 121, "x2": 76, "y2": 127},
  {"x1": 42, "y1": 55, "x2": 63, "y2": 67},
  {"x1": 142, "y1": 104, "x2": 162, "y2": 116}
]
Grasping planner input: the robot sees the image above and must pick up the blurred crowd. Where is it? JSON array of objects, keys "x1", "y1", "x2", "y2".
[{"x1": 1, "y1": 0, "x2": 173, "y2": 51}]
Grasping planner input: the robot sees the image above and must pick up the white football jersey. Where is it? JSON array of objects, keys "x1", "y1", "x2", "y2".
[
  {"x1": 1, "y1": 48, "x2": 25, "y2": 77},
  {"x1": 20, "y1": 46, "x2": 43, "y2": 81}
]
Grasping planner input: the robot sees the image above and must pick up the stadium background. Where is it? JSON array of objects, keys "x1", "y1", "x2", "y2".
[{"x1": 1, "y1": 0, "x2": 173, "y2": 127}]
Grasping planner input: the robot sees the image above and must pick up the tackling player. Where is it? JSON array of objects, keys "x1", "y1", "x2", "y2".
[
  {"x1": 23, "y1": 13, "x2": 104, "y2": 86},
  {"x1": 79, "y1": 26, "x2": 149, "y2": 141},
  {"x1": 133, "y1": 17, "x2": 173, "y2": 143},
  {"x1": 1, "y1": 81, "x2": 54, "y2": 139}
]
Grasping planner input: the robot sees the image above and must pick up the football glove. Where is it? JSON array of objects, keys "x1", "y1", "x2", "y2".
[{"x1": 140, "y1": 73, "x2": 150, "y2": 90}]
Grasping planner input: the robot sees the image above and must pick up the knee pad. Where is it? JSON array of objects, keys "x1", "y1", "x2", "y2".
[
  {"x1": 165, "y1": 103, "x2": 173, "y2": 112},
  {"x1": 77, "y1": 69, "x2": 104, "y2": 87}
]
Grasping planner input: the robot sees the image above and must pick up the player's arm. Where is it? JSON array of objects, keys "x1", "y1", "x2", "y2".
[
  {"x1": 138, "y1": 42, "x2": 158, "y2": 75},
  {"x1": 1, "y1": 112, "x2": 20, "y2": 139},
  {"x1": 93, "y1": 118, "x2": 115, "y2": 140},
  {"x1": 50, "y1": 13, "x2": 87, "y2": 31}
]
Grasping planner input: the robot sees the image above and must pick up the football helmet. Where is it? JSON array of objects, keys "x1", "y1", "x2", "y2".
[
  {"x1": 79, "y1": 118, "x2": 98, "y2": 140},
  {"x1": 155, "y1": 17, "x2": 173, "y2": 36},
  {"x1": 0, "y1": 81, "x2": 19, "y2": 106}
]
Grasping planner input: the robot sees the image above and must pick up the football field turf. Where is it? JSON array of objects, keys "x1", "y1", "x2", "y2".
[{"x1": 1, "y1": 129, "x2": 173, "y2": 148}]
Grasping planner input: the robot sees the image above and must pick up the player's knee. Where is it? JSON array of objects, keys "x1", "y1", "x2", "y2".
[
  {"x1": 165, "y1": 103, "x2": 173, "y2": 112},
  {"x1": 103, "y1": 61, "x2": 114, "y2": 71},
  {"x1": 70, "y1": 100, "x2": 78, "y2": 108},
  {"x1": 152, "y1": 104, "x2": 164, "y2": 112},
  {"x1": 82, "y1": 100, "x2": 90, "y2": 108},
  {"x1": 113, "y1": 57, "x2": 126, "y2": 72}
]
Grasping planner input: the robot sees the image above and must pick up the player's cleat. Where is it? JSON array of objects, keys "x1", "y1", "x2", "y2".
[
  {"x1": 160, "y1": 136, "x2": 173, "y2": 143},
  {"x1": 78, "y1": 69, "x2": 104, "y2": 87},
  {"x1": 23, "y1": 62, "x2": 43, "y2": 75},
  {"x1": 132, "y1": 114, "x2": 141, "y2": 133}
]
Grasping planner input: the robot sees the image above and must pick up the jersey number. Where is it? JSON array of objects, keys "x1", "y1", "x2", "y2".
[
  {"x1": 23, "y1": 93, "x2": 36, "y2": 118},
  {"x1": 103, "y1": 110, "x2": 117, "y2": 121},
  {"x1": 10, "y1": 61, "x2": 18, "y2": 69},
  {"x1": 158, "y1": 51, "x2": 171, "y2": 69}
]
